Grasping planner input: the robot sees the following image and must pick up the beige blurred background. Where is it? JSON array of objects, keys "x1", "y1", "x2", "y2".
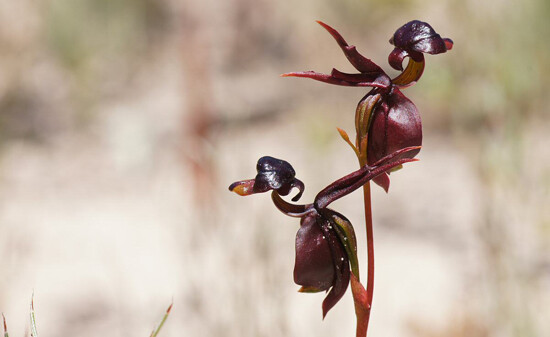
[{"x1": 1, "y1": 0, "x2": 549, "y2": 336}]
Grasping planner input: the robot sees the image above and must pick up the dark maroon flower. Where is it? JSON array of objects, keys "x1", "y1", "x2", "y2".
[
  {"x1": 230, "y1": 157, "x2": 350, "y2": 317},
  {"x1": 293, "y1": 208, "x2": 352, "y2": 317},
  {"x1": 283, "y1": 20, "x2": 452, "y2": 191},
  {"x1": 229, "y1": 147, "x2": 419, "y2": 316}
]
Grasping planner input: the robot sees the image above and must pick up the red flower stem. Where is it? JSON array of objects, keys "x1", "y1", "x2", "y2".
[{"x1": 362, "y1": 181, "x2": 374, "y2": 335}]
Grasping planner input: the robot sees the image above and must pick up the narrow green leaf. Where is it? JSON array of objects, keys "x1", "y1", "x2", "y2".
[
  {"x1": 150, "y1": 303, "x2": 173, "y2": 337},
  {"x1": 30, "y1": 294, "x2": 38, "y2": 337}
]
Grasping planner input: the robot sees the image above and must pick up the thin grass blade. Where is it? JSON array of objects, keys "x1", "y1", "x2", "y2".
[
  {"x1": 30, "y1": 295, "x2": 38, "y2": 337},
  {"x1": 2, "y1": 313, "x2": 8, "y2": 337},
  {"x1": 150, "y1": 303, "x2": 173, "y2": 337}
]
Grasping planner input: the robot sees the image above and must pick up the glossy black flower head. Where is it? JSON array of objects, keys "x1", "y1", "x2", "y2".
[
  {"x1": 389, "y1": 20, "x2": 454, "y2": 71},
  {"x1": 229, "y1": 156, "x2": 305, "y2": 201}
]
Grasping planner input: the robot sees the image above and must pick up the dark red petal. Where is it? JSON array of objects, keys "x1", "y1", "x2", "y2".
[
  {"x1": 388, "y1": 47, "x2": 408, "y2": 71},
  {"x1": 318, "y1": 216, "x2": 350, "y2": 318},
  {"x1": 314, "y1": 148, "x2": 419, "y2": 209},
  {"x1": 282, "y1": 71, "x2": 390, "y2": 89},
  {"x1": 316, "y1": 21, "x2": 386, "y2": 75},
  {"x1": 330, "y1": 69, "x2": 391, "y2": 88},
  {"x1": 367, "y1": 89, "x2": 422, "y2": 166},
  {"x1": 372, "y1": 172, "x2": 390, "y2": 192},
  {"x1": 294, "y1": 214, "x2": 335, "y2": 291},
  {"x1": 271, "y1": 192, "x2": 313, "y2": 218}
]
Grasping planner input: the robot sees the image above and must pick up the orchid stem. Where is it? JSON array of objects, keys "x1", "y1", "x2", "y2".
[{"x1": 362, "y1": 181, "x2": 374, "y2": 336}]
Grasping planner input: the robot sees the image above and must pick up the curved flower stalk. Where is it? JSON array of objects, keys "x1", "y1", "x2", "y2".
[
  {"x1": 230, "y1": 20, "x2": 451, "y2": 337},
  {"x1": 229, "y1": 148, "x2": 418, "y2": 317}
]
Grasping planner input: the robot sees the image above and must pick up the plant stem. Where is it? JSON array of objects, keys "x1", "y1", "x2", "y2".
[{"x1": 362, "y1": 181, "x2": 374, "y2": 334}]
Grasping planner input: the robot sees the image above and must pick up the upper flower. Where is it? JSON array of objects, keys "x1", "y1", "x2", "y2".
[
  {"x1": 282, "y1": 20, "x2": 452, "y2": 191},
  {"x1": 282, "y1": 20, "x2": 452, "y2": 88}
]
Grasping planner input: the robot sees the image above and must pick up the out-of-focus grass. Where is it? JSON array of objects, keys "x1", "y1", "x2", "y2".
[
  {"x1": 29, "y1": 296, "x2": 37, "y2": 337},
  {"x1": 3, "y1": 313, "x2": 8, "y2": 337},
  {"x1": 150, "y1": 303, "x2": 173, "y2": 337},
  {"x1": 2, "y1": 297, "x2": 172, "y2": 337}
]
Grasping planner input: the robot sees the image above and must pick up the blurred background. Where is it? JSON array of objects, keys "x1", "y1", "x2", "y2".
[{"x1": 1, "y1": 0, "x2": 549, "y2": 336}]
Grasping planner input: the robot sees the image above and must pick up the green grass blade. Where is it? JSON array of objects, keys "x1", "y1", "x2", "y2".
[
  {"x1": 150, "y1": 303, "x2": 173, "y2": 337},
  {"x1": 30, "y1": 295, "x2": 38, "y2": 337}
]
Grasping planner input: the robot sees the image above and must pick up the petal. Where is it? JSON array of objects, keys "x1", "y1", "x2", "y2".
[
  {"x1": 325, "y1": 209, "x2": 359, "y2": 279},
  {"x1": 281, "y1": 70, "x2": 390, "y2": 89},
  {"x1": 294, "y1": 214, "x2": 335, "y2": 291},
  {"x1": 314, "y1": 146, "x2": 420, "y2": 209},
  {"x1": 316, "y1": 21, "x2": 386, "y2": 75},
  {"x1": 367, "y1": 89, "x2": 422, "y2": 166},
  {"x1": 228, "y1": 179, "x2": 256, "y2": 196},
  {"x1": 391, "y1": 56, "x2": 426, "y2": 88},
  {"x1": 271, "y1": 192, "x2": 313, "y2": 217},
  {"x1": 388, "y1": 47, "x2": 409, "y2": 71},
  {"x1": 318, "y1": 216, "x2": 350, "y2": 318},
  {"x1": 372, "y1": 172, "x2": 390, "y2": 192}
]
